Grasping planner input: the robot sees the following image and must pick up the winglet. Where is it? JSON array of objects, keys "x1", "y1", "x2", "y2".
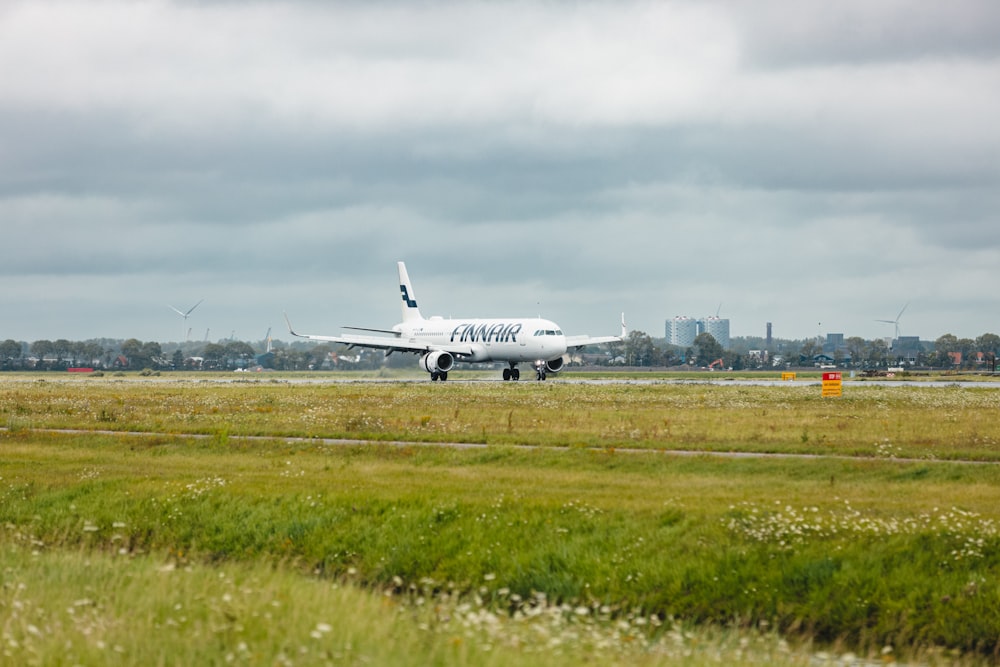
[{"x1": 621, "y1": 312, "x2": 627, "y2": 339}]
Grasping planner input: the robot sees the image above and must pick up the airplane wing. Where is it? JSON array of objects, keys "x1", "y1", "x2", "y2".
[
  {"x1": 564, "y1": 313, "x2": 627, "y2": 350},
  {"x1": 565, "y1": 334, "x2": 623, "y2": 350},
  {"x1": 284, "y1": 315, "x2": 475, "y2": 357}
]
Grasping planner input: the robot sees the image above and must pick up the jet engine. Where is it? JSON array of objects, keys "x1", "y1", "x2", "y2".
[
  {"x1": 542, "y1": 356, "x2": 564, "y2": 373},
  {"x1": 420, "y1": 350, "x2": 454, "y2": 374}
]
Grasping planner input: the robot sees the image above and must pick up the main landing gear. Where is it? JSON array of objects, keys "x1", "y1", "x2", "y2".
[
  {"x1": 502, "y1": 362, "x2": 548, "y2": 381},
  {"x1": 502, "y1": 364, "x2": 520, "y2": 381},
  {"x1": 430, "y1": 371, "x2": 448, "y2": 381}
]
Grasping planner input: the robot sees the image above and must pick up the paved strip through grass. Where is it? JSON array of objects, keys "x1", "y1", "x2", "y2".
[{"x1": 5, "y1": 425, "x2": 1000, "y2": 466}]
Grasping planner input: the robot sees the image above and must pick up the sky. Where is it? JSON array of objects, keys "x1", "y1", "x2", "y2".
[{"x1": 2, "y1": 0, "x2": 999, "y2": 345}]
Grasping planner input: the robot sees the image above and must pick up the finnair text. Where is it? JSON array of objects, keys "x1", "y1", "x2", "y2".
[{"x1": 450, "y1": 322, "x2": 522, "y2": 343}]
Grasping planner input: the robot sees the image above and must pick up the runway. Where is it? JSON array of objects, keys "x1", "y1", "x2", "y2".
[{"x1": 6, "y1": 373, "x2": 997, "y2": 389}]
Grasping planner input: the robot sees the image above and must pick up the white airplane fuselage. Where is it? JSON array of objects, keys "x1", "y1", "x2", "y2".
[{"x1": 393, "y1": 317, "x2": 567, "y2": 364}]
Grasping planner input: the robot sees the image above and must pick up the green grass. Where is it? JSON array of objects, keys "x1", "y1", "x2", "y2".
[
  {"x1": 2, "y1": 426, "x2": 1000, "y2": 663},
  {"x1": 3, "y1": 375, "x2": 1000, "y2": 460},
  {"x1": 3, "y1": 377, "x2": 1000, "y2": 663},
  {"x1": 3, "y1": 542, "x2": 880, "y2": 667}
]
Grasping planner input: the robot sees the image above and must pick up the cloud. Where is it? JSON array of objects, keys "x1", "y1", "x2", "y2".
[
  {"x1": 0, "y1": 0, "x2": 998, "y2": 343},
  {"x1": 736, "y1": 0, "x2": 1000, "y2": 66}
]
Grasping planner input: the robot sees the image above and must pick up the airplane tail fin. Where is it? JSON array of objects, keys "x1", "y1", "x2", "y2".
[{"x1": 397, "y1": 261, "x2": 424, "y2": 323}]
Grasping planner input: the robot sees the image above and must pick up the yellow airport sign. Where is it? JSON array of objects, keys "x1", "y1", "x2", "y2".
[{"x1": 822, "y1": 371, "x2": 842, "y2": 397}]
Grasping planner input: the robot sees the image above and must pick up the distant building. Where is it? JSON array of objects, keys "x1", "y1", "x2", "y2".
[
  {"x1": 698, "y1": 316, "x2": 731, "y2": 350},
  {"x1": 665, "y1": 315, "x2": 731, "y2": 350},
  {"x1": 893, "y1": 336, "x2": 923, "y2": 365},
  {"x1": 893, "y1": 336, "x2": 921, "y2": 353},
  {"x1": 665, "y1": 316, "x2": 698, "y2": 348}
]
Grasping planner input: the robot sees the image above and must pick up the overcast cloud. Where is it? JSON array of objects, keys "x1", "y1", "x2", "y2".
[{"x1": 2, "y1": 0, "x2": 998, "y2": 344}]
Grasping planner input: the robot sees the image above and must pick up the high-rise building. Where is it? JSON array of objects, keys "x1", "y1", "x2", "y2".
[
  {"x1": 698, "y1": 316, "x2": 730, "y2": 350},
  {"x1": 666, "y1": 315, "x2": 732, "y2": 349},
  {"x1": 824, "y1": 333, "x2": 845, "y2": 355},
  {"x1": 665, "y1": 316, "x2": 698, "y2": 348}
]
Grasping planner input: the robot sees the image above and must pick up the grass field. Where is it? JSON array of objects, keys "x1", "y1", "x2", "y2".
[
  {"x1": 2, "y1": 373, "x2": 1000, "y2": 664},
  {"x1": 4, "y1": 372, "x2": 1000, "y2": 459}
]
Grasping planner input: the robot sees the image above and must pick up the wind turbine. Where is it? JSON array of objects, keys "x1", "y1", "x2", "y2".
[
  {"x1": 876, "y1": 303, "x2": 908, "y2": 340},
  {"x1": 168, "y1": 299, "x2": 203, "y2": 342}
]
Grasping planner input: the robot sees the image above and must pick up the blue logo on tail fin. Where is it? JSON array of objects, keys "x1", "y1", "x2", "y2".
[{"x1": 400, "y1": 285, "x2": 418, "y2": 308}]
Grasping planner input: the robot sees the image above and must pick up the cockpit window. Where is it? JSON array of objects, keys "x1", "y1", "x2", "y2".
[{"x1": 533, "y1": 329, "x2": 564, "y2": 336}]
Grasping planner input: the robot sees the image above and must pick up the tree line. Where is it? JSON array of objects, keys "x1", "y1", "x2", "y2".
[
  {"x1": 2, "y1": 330, "x2": 999, "y2": 372},
  {"x1": 0, "y1": 336, "x2": 399, "y2": 372},
  {"x1": 614, "y1": 331, "x2": 1000, "y2": 370}
]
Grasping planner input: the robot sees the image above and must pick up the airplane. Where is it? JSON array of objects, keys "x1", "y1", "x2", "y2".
[{"x1": 285, "y1": 261, "x2": 625, "y2": 381}]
